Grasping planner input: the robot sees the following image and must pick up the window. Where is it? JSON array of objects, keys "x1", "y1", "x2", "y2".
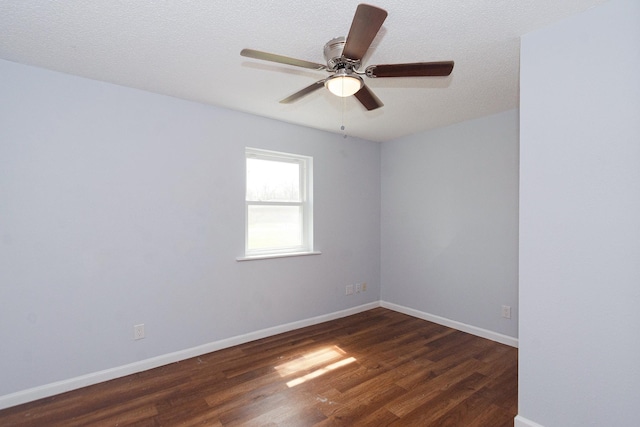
[{"x1": 243, "y1": 148, "x2": 314, "y2": 259}]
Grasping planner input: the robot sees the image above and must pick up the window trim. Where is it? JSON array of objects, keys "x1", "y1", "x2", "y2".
[{"x1": 239, "y1": 147, "x2": 316, "y2": 260}]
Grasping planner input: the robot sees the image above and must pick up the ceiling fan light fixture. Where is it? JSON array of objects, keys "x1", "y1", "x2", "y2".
[
  {"x1": 325, "y1": 70, "x2": 363, "y2": 97},
  {"x1": 241, "y1": 4, "x2": 452, "y2": 111}
]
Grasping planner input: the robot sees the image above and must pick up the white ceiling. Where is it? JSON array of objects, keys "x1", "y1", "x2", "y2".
[{"x1": 0, "y1": 0, "x2": 607, "y2": 142}]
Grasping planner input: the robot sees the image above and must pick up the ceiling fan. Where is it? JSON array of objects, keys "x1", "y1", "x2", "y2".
[{"x1": 240, "y1": 3, "x2": 454, "y2": 111}]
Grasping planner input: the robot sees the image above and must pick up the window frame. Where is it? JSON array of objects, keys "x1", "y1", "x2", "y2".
[{"x1": 241, "y1": 147, "x2": 316, "y2": 260}]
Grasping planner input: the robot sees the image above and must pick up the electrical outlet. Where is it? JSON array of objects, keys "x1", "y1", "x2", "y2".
[
  {"x1": 501, "y1": 305, "x2": 512, "y2": 319},
  {"x1": 134, "y1": 324, "x2": 145, "y2": 340},
  {"x1": 355, "y1": 283, "x2": 362, "y2": 293},
  {"x1": 361, "y1": 282, "x2": 367, "y2": 292},
  {"x1": 345, "y1": 284, "x2": 354, "y2": 295}
]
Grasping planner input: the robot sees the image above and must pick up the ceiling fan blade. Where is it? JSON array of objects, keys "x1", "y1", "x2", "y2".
[
  {"x1": 280, "y1": 80, "x2": 327, "y2": 104},
  {"x1": 366, "y1": 61, "x2": 454, "y2": 78},
  {"x1": 241, "y1": 48, "x2": 327, "y2": 70},
  {"x1": 353, "y1": 84, "x2": 384, "y2": 111},
  {"x1": 342, "y1": 4, "x2": 388, "y2": 61}
]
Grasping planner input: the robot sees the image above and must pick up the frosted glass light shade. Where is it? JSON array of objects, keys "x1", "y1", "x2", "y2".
[{"x1": 325, "y1": 73, "x2": 363, "y2": 97}]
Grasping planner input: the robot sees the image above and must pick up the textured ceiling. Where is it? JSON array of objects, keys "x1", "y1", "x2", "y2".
[{"x1": 0, "y1": 0, "x2": 608, "y2": 142}]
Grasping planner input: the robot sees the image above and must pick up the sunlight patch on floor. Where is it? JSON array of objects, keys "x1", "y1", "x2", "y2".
[
  {"x1": 274, "y1": 345, "x2": 357, "y2": 388},
  {"x1": 286, "y1": 357, "x2": 356, "y2": 388}
]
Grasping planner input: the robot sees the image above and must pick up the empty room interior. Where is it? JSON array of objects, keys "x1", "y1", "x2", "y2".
[{"x1": 1, "y1": 1, "x2": 638, "y2": 426}]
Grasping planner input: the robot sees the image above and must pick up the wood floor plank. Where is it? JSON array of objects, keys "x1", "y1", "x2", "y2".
[
  {"x1": 319, "y1": 383, "x2": 406, "y2": 425},
  {"x1": 425, "y1": 388, "x2": 499, "y2": 427},
  {"x1": 390, "y1": 372, "x2": 492, "y2": 425},
  {"x1": 468, "y1": 403, "x2": 516, "y2": 427},
  {"x1": 0, "y1": 308, "x2": 517, "y2": 426}
]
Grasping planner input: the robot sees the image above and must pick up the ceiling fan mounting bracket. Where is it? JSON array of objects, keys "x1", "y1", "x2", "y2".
[{"x1": 364, "y1": 66, "x2": 377, "y2": 78}]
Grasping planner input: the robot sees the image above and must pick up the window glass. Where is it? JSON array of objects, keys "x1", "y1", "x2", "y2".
[
  {"x1": 246, "y1": 158, "x2": 300, "y2": 202},
  {"x1": 245, "y1": 148, "x2": 312, "y2": 257},
  {"x1": 247, "y1": 205, "x2": 302, "y2": 250}
]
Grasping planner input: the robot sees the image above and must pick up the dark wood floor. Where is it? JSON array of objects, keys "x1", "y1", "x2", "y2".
[{"x1": 0, "y1": 308, "x2": 517, "y2": 426}]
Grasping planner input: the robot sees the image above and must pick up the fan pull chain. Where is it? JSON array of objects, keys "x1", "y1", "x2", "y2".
[{"x1": 341, "y1": 88, "x2": 347, "y2": 139}]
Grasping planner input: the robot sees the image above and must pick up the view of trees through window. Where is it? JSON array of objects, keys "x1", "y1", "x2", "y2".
[
  {"x1": 246, "y1": 158, "x2": 300, "y2": 202},
  {"x1": 245, "y1": 151, "x2": 311, "y2": 255}
]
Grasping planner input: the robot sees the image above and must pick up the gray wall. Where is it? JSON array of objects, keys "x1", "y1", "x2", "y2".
[
  {"x1": 0, "y1": 44, "x2": 522, "y2": 406},
  {"x1": 381, "y1": 110, "x2": 519, "y2": 339},
  {"x1": 0, "y1": 59, "x2": 381, "y2": 397},
  {"x1": 518, "y1": 0, "x2": 640, "y2": 425}
]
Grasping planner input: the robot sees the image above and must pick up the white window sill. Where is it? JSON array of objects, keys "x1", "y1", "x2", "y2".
[{"x1": 236, "y1": 251, "x2": 322, "y2": 262}]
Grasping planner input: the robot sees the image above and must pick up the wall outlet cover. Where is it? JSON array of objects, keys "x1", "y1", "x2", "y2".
[
  {"x1": 134, "y1": 324, "x2": 145, "y2": 340},
  {"x1": 501, "y1": 306, "x2": 512, "y2": 319}
]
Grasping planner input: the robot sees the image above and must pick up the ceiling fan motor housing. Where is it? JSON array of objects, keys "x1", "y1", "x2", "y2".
[{"x1": 324, "y1": 37, "x2": 360, "y2": 71}]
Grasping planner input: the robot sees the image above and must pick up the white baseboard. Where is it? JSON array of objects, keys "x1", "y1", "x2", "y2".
[
  {"x1": 0, "y1": 302, "x2": 379, "y2": 410},
  {"x1": 1, "y1": 300, "x2": 517, "y2": 410},
  {"x1": 515, "y1": 415, "x2": 545, "y2": 427},
  {"x1": 380, "y1": 301, "x2": 519, "y2": 348}
]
